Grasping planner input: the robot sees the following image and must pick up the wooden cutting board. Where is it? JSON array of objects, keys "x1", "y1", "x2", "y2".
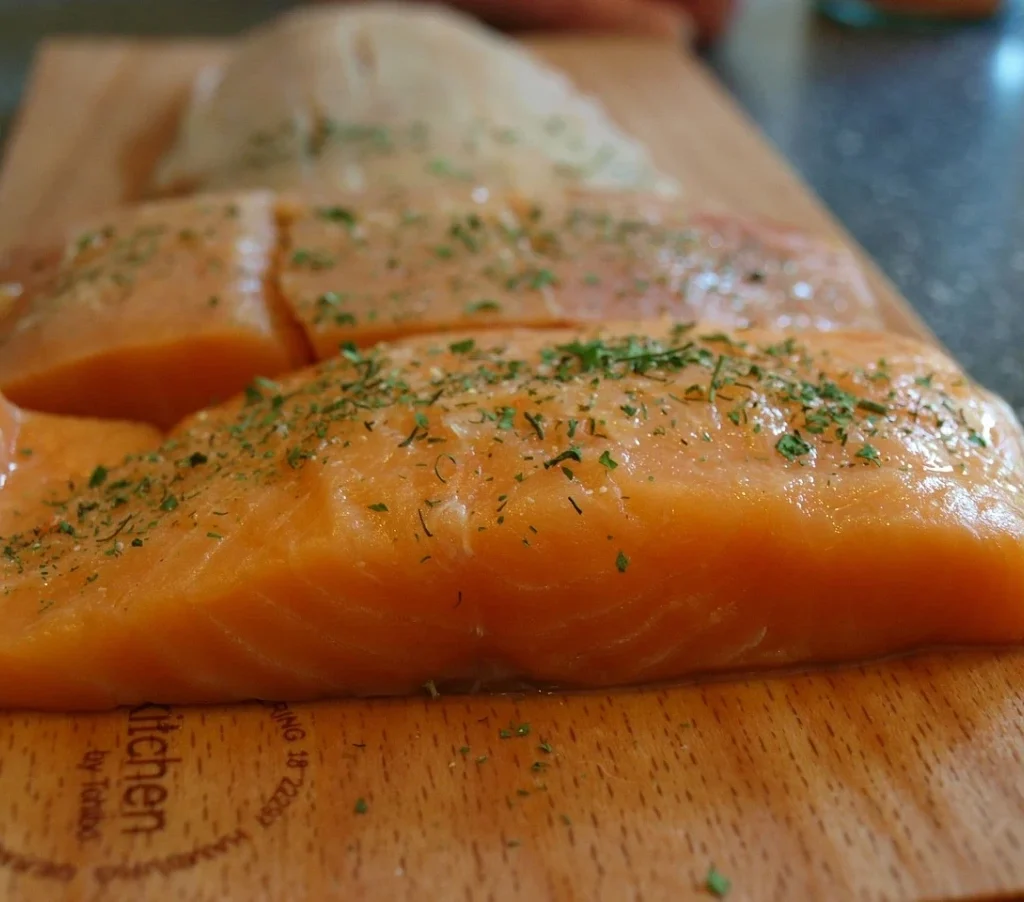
[{"x1": 0, "y1": 36, "x2": 1022, "y2": 902}]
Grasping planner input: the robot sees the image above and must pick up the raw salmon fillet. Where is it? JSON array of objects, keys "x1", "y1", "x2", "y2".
[
  {"x1": 1, "y1": 322, "x2": 1022, "y2": 711},
  {"x1": 152, "y1": 4, "x2": 675, "y2": 197},
  {"x1": 0, "y1": 243, "x2": 63, "y2": 340},
  {"x1": 0, "y1": 393, "x2": 161, "y2": 533},
  {"x1": 0, "y1": 192, "x2": 310, "y2": 429},
  {"x1": 279, "y1": 190, "x2": 881, "y2": 357}
]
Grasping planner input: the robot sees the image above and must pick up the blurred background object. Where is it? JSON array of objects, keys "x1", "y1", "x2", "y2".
[
  {"x1": 817, "y1": 0, "x2": 1004, "y2": 29},
  {"x1": 306, "y1": 0, "x2": 737, "y2": 45},
  {"x1": 0, "y1": 0, "x2": 1022, "y2": 417}
]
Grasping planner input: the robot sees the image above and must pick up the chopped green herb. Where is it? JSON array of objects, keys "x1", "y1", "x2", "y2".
[
  {"x1": 354, "y1": 798, "x2": 369, "y2": 815},
  {"x1": 708, "y1": 354, "x2": 727, "y2": 403},
  {"x1": 434, "y1": 453, "x2": 456, "y2": 483},
  {"x1": 501, "y1": 723, "x2": 531, "y2": 738},
  {"x1": 705, "y1": 865, "x2": 731, "y2": 898},
  {"x1": 775, "y1": 433, "x2": 812, "y2": 462},
  {"x1": 253, "y1": 376, "x2": 281, "y2": 393},
  {"x1": 616, "y1": 550, "x2": 630, "y2": 573},
  {"x1": 316, "y1": 205, "x2": 357, "y2": 226},
  {"x1": 765, "y1": 337, "x2": 797, "y2": 358},
  {"x1": 368, "y1": 503, "x2": 389, "y2": 512},
  {"x1": 543, "y1": 446, "x2": 582, "y2": 469},
  {"x1": 88, "y1": 466, "x2": 108, "y2": 488},
  {"x1": 207, "y1": 531, "x2": 223, "y2": 540},
  {"x1": 160, "y1": 496, "x2": 179, "y2": 512},
  {"x1": 449, "y1": 338, "x2": 475, "y2": 354},
  {"x1": 496, "y1": 407, "x2": 516, "y2": 431},
  {"x1": 856, "y1": 399, "x2": 889, "y2": 416},
  {"x1": 598, "y1": 450, "x2": 619, "y2": 470},
  {"x1": 290, "y1": 248, "x2": 335, "y2": 269},
  {"x1": 855, "y1": 443, "x2": 881, "y2": 465},
  {"x1": 318, "y1": 291, "x2": 345, "y2": 307},
  {"x1": 287, "y1": 447, "x2": 313, "y2": 468},
  {"x1": 530, "y1": 268, "x2": 558, "y2": 290},
  {"x1": 465, "y1": 299, "x2": 502, "y2": 315},
  {"x1": 524, "y1": 411, "x2": 545, "y2": 440}
]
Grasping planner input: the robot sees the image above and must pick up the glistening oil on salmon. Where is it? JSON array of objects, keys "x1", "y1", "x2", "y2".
[{"x1": 1, "y1": 322, "x2": 1022, "y2": 710}]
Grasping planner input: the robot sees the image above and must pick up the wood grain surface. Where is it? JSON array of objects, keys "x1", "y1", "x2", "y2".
[{"x1": 0, "y1": 37, "x2": 1021, "y2": 902}]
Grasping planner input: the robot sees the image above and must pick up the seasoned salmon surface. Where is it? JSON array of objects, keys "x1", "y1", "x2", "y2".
[
  {"x1": 280, "y1": 190, "x2": 881, "y2": 356},
  {"x1": 0, "y1": 192, "x2": 310, "y2": 429},
  {"x1": 0, "y1": 322, "x2": 1021, "y2": 710},
  {"x1": 0, "y1": 243, "x2": 63, "y2": 340},
  {"x1": 0, "y1": 189, "x2": 879, "y2": 429},
  {"x1": 0, "y1": 393, "x2": 161, "y2": 533}
]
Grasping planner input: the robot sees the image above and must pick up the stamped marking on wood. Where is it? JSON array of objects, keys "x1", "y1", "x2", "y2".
[
  {"x1": 0, "y1": 840, "x2": 77, "y2": 884},
  {"x1": 91, "y1": 829, "x2": 253, "y2": 887},
  {"x1": 0, "y1": 701, "x2": 314, "y2": 892},
  {"x1": 76, "y1": 747, "x2": 111, "y2": 844}
]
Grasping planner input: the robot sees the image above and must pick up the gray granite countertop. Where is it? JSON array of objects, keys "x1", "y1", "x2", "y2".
[{"x1": 1, "y1": 0, "x2": 1022, "y2": 411}]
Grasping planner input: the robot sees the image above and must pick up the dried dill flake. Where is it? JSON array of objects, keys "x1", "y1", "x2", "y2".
[
  {"x1": 775, "y1": 433, "x2": 811, "y2": 462},
  {"x1": 855, "y1": 443, "x2": 881, "y2": 465},
  {"x1": 705, "y1": 865, "x2": 731, "y2": 898}
]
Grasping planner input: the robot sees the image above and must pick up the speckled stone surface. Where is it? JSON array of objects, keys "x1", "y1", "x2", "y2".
[
  {"x1": 709, "y1": 0, "x2": 1024, "y2": 415},
  {"x1": 0, "y1": 0, "x2": 1022, "y2": 410}
]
